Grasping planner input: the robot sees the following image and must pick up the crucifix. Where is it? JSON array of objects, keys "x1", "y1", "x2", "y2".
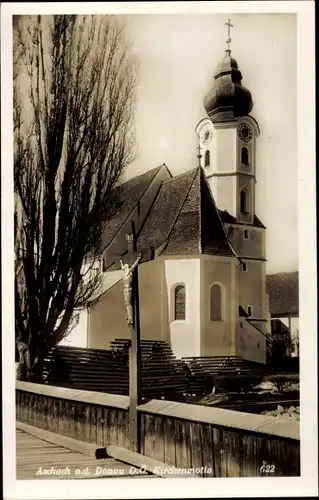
[
  {"x1": 121, "y1": 221, "x2": 142, "y2": 453},
  {"x1": 225, "y1": 18, "x2": 234, "y2": 52},
  {"x1": 197, "y1": 144, "x2": 202, "y2": 168}
]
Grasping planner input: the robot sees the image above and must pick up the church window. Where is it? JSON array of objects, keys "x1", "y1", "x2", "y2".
[
  {"x1": 174, "y1": 284, "x2": 186, "y2": 320},
  {"x1": 204, "y1": 149, "x2": 211, "y2": 167},
  {"x1": 247, "y1": 305, "x2": 253, "y2": 317},
  {"x1": 241, "y1": 147, "x2": 249, "y2": 166},
  {"x1": 243, "y1": 229, "x2": 249, "y2": 239},
  {"x1": 242, "y1": 262, "x2": 248, "y2": 272},
  {"x1": 240, "y1": 188, "x2": 250, "y2": 215},
  {"x1": 210, "y1": 284, "x2": 223, "y2": 321}
]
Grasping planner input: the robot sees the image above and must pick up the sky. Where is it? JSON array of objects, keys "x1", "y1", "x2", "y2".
[{"x1": 122, "y1": 14, "x2": 297, "y2": 274}]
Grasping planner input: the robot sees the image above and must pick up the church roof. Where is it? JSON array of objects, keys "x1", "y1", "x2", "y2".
[
  {"x1": 99, "y1": 165, "x2": 165, "y2": 252},
  {"x1": 219, "y1": 210, "x2": 266, "y2": 229},
  {"x1": 137, "y1": 169, "x2": 196, "y2": 252},
  {"x1": 99, "y1": 165, "x2": 264, "y2": 267},
  {"x1": 138, "y1": 167, "x2": 236, "y2": 258},
  {"x1": 266, "y1": 271, "x2": 299, "y2": 317}
]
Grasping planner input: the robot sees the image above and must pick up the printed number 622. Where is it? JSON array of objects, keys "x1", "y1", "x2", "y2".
[{"x1": 260, "y1": 464, "x2": 275, "y2": 473}]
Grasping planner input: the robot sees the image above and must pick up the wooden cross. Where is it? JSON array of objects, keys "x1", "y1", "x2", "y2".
[
  {"x1": 125, "y1": 221, "x2": 141, "y2": 453},
  {"x1": 225, "y1": 18, "x2": 234, "y2": 51}
]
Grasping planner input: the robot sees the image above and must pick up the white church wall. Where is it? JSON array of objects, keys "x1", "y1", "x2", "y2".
[
  {"x1": 225, "y1": 225, "x2": 265, "y2": 260},
  {"x1": 238, "y1": 320, "x2": 266, "y2": 364},
  {"x1": 200, "y1": 256, "x2": 235, "y2": 356},
  {"x1": 237, "y1": 174, "x2": 255, "y2": 225},
  {"x1": 164, "y1": 258, "x2": 201, "y2": 358},
  {"x1": 88, "y1": 260, "x2": 166, "y2": 349},
  {"x1": 238, "y1": 260, "x2": 264, "y2": 319},
  {"x1": 213, "y1": 126, "x2": 237, "y2": 173},
  {"x1": 214, "y1": 176, "x2": 237, "y2": 216},
  {"x1": 59, "y1": 309, "x2": 88, "y2": 348}
]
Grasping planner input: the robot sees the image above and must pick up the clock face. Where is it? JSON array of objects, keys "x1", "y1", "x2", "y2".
[
  {"x1": 237, "y1": 123, "x2": 253, "y2": 143},
  {"x1": 202, "y1": 128, "x2": 213, "y2": 146}
]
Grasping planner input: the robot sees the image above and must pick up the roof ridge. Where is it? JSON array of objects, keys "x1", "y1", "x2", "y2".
[
  {"x1": 267, "y1": 270, "x2": 299, "y2": 277},
  {"x1": 162, "y1": 168, "x2": 198, "y2": 252},
  {"x1": 120, "y1": 164, "x2": 165, "y2": 187},
  {"x1": 136, "y1": 175, "x2": 168, "y2": 246},
  {"x1": 200, "y1": 168, "x2": 240, "y2": 262},
  {"x1": 103, "y1": 165, "x2": 166, "y2": 254},
  {"x1": 162, "y1": 167, "x2": 198, "y2": 185}
]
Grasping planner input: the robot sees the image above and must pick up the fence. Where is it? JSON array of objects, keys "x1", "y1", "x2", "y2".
[
  {"x1": 43, "y1": 341, "x2": 273, "y2": 399},
  {"x1": 16, "y1": 381, "x2": 300, "y2": 477},
  {"x1": 43, "y1": 340, "x2": 188, "y2": 399}
]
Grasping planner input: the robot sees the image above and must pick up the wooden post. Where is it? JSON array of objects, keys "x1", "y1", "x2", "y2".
[{"x1": 126, "y1": 221, "x2": 141, "y2": 453}]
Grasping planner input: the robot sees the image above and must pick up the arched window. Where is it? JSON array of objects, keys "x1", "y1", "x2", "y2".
[
  {"x1": 210, "y1": 284, "x2": 222, "y2": 321},
  {"x1": 240, "y1": 188, "x2": 250, "y2": 215},
  {"x1": 174, "y1": 284, "x2": 186, "y2": 320},
  {"x1": 241, "y1": 147, "x2": 249, "y2": 166},
  {"x1": 204, "y1": 150, "x2": 210, "y2": 167}
]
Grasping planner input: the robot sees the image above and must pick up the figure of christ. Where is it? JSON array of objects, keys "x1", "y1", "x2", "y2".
[{"x1": 120, "y1": 253, "x2": 142, "y2": 325}]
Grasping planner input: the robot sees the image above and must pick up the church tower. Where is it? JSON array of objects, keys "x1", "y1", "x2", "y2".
[
  {"x1": 196, "y1": 20, "x2": 260, "y2": 225},
  {"x1": 196, "y1": 19, "x2": 270, "y2": 350}
]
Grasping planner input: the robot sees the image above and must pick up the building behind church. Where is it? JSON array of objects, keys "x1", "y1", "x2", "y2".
[{"x1": 61, "y1": 32, "x2": 272, "y2": 365}]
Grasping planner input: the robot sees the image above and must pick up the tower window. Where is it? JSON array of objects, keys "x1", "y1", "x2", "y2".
[
  {"x1": 242, "y1": 262, "x2": 248, "y2": 272},
  {"x1": 204, "y1": 149, "x2": 210, "y2": 167},
  {"x1": 240, "y1": 188, "x2": 250, "y2": 215},
  {"x1": 174, "y1": 284, "x2": 186, "y2": 320},
  {"x1": 210, "y1": 284, "x2": 223, "y2": 321},
  {"x1": 241, "y1": 147, "x2": 249, "y2": 166},
  {"x1": 247, "y1": 305, "x2": 253, "y2": 317},
  {"x1": 243, "y1": 229, "x2": 249, "y2": 239}
]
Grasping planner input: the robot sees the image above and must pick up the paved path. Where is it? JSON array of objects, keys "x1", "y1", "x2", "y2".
[{"x1": 16, "y1": 429, "x2": 154, "y2": 479}]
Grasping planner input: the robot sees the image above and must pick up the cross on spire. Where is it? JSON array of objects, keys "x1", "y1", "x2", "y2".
[
  {"x1": 197, "y1": 144, "x2": 202, "y2": 167},
  {"x1": 225, "y1": 18, "x2": 234, "y2": 53}
]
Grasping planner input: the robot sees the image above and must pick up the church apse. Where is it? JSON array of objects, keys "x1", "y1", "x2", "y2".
[
  {"x1": 164, "y1": 258, "x2": 201, "y2": 358},
  {"x1": 200, "y1": 256, "x2": 236, "y2": 357}
]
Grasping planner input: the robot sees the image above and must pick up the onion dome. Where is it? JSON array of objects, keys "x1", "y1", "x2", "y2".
[{"x1": 204, "y1": 49, "x2": 253, "y2": 123}]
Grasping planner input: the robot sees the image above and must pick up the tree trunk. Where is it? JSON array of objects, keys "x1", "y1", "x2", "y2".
[
  {"x1": 16, "y1": 341, "x2": 45, "y2": 383},
  {"x1": 16, "y1": 342, "x2": 30, "y2": 381}
]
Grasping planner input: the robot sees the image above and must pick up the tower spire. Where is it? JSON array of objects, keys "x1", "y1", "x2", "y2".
[
  {"x1": 203, "y1": 18, "x2": 253, "y2": 122},
  {"x1": 225, "y1": 18, "x2": 234, "y2": 55}
]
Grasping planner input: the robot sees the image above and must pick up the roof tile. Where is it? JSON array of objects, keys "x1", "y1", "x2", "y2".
[
  {"x1": 163, "y1": 168, "x2": 236, "y2": 258},
  {"x1": 100, "y1": 166, "x2": 164, "y2": 252},
  {"x1": 266, "y1": 271, "x2": 299, "y2": 317},
  {"x1": 137, "y1": 169, "x2": 197, "y2": 252}
]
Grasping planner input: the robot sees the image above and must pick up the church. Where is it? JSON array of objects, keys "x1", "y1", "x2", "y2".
[{"x1": 63, "y1": 28, "x2": 271, "y2": 365}]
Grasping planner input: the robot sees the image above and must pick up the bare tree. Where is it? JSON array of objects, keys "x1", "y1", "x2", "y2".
[{"x1": 14, "y1": 15, "x2": 136, "y2": 381}]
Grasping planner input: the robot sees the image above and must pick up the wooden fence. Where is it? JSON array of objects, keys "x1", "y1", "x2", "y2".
[{"x1": 16, "y1": 381, "x2": 300, "y2": 477}]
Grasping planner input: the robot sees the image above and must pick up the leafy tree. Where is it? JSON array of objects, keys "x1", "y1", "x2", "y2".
[{"x1": 14, "y1": 15, "x2": 136, "y2": 381}]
